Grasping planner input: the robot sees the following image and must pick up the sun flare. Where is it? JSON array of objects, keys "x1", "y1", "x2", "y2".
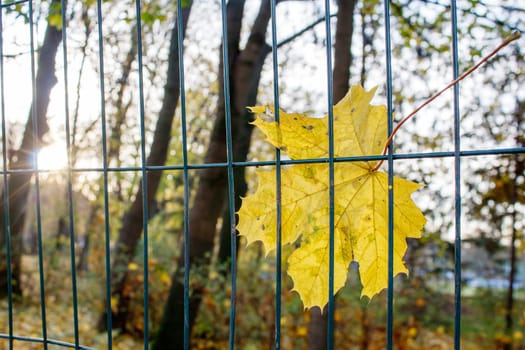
[{"x1": 37, "y1": 142, "x2": 69, "y2": 171}]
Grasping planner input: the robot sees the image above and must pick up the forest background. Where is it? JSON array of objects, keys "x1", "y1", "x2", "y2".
[{"x1": 0, "y1": 0, "x2": 524, "y2": 349}]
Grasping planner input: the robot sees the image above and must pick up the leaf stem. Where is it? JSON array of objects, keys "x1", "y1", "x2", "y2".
[{"x1": 372, "y1": 30, "x2": 521, "y2": 172}]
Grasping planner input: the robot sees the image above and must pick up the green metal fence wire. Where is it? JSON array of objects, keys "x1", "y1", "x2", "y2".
[
  {"x1": 32, "y1": 1, "x2": 48, "y2": 348},
  {"x1": 95, "y1": 1, "x2": 112, "y2": 348},
  {"x1": 1, "y1": 0, "x2": 524, "y2": 349},
  {"x1": 0, "y1": 7, "x2": 12, "y2": 350},
  {"x1": 61, "y1": 0, "x2": 81, "y2": 346},
  {"x1": 382, "y1": 1, "x2": 395, "y2": 347},
  {"x1": 269, "y1": 0, "x2": 283, "y2": 348},
  {"x1": 218, "y1": 1, "x2": 238, "y2": 348},
  {"x1": 323, "y1": 2, "x2": 336, "y2": 349},
  {"x1": 133, "y1": 1, "x2": 151, "y2": 347},
  {"x1": 174, "y1": 0, "x2": 191, "y2": 348},
  {"x1": 450, "y1": 2, "x2": 462, "y2": 349}
]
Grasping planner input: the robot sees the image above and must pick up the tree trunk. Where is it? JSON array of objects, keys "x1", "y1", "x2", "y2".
[
  {"x1": 76, "y1": 204, "x2": 99, "y2": 272},
  {"x1": 152, "y1": 0, "x2": 275, "y2": 347},
  {"x1": 332, "y1": 0, "x2": 356, "y2": 103},
  {"x1": 308, "y1": 307, "x2": 328, "y2": 350},
  {"x1": 0, "y1": 0, "x2": 62, "y2": 298},
  {"x1": 54, "y1": 217, "x2": 68, "y2": 251},
  {"x1": 217, "y1": 0, "x2": 276, "y2": 272},
  {"x1": 308, "y1": 0, "x2": 356, "y2": 348},
  {"x1": 98, "y1": 4, "x2": 192, "y2": 332}
]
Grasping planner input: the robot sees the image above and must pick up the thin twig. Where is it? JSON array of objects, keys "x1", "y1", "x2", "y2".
[
  {"x1": 277, "y1": 14, "x2": 337, "y2": 49},
  {"x1": 372, "y1": 30, "x2": 521, "y2": 172}
]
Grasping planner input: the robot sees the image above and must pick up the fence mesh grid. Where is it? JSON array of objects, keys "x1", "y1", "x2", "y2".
[{"x1": 1, "y1": 0, "x2": 524, "y2": 349}]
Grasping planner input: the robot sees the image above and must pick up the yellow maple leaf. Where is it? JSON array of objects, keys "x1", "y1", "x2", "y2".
[
  {"x1": 250, "y1": 86, "x2": 386, "y2": 168},
  {"x1": 237, "y1": 85, "x2": 426, "y2": 309}
]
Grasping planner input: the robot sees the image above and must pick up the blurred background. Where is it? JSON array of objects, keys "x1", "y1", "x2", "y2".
[{"x1": 0, "y1": 0, "x2": 523, "y2": 349}]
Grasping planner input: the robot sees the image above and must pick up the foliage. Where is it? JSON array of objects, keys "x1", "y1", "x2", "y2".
[
  {"x1": 46, "y1": 1, "x2": 63, "y2": 29},
  {"x1": 1, "y1": 0, "x2": 524, "y2": 348},
  {"x1": 238, "y1": 85, "x2": 426, "y2": 308},
  {"x1": 2, "y1": 251, "x2": 523, "y2": 349}
]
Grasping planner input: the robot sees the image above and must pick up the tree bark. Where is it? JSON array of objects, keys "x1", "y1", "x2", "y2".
[
  {"x1": 0, "y1": 0, "x2": 62, "y2": 298},
  {"x1": 152, "y1": 0, "x2": 274, "y2": 347},
  {"x1": 76, "y1": 204, "x2": 99, "y2": 272},
  {"x1": 217, "y1": 0, "x2": 275, "y2": 267},
  {"x1": 308, "y1": 306, "x2": 328, "y2": 350},
  {"x1": 332, "y1": 0, "x2": 356, "y2": 103},
  {"x1": 98, "y1": 3, "x2": 192, "y2": 331},
  {"x1": 308, "y1": 0, "x2": 356, "y2": 348}
]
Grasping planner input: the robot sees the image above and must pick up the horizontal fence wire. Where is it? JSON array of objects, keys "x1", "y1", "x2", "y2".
[
  {"x1": 0, "y1": 0, "x2": 27, "y2": 8},
  {"x1": 1, "y1": 147, "x2": 525, "y2": 175},
  {"x1": 0, "y1": 0, "x2": 523, "y2": 349},
  {"x1": 0, "y1": 334, "x2": 96, "y2": 350}
]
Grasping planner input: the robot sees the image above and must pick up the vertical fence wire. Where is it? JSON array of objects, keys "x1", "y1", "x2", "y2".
[
  {"x1": 28, "y1": 0, "x2": 48, "y2": 348},
  {"x1": 382, "y1": 1, "x2": 395, "y2": 349},
  {"x1": 132, "y1": 1, "x2": 151, "y2": 346},
  {"x1": 323, "y1": 1, "x2": 336, "y2": 349},
  {"x1": 1, "y1": 1, "x2": 522, "y2": 349},
  {"x1": 218, "y1": 1, "x2": 238, "y2": 348},
  {"x1": 450, "y1": 1, "x2": 462, "y2": 349},
  {"x1": 174, "y1": 1, "x2": 191, "y2": 348},
  {"x1": 0, "y1": 2, "x2": 14, "y2": 349},
  {"x1": 269, "y1": 0, "x2": 282, "y2": 349},
  {"x1": 95, "y1": 0, "x2": 113, "y2": 348},
  {"x1": 59, "y1": 0, "x2": 81, "y2": 346}
]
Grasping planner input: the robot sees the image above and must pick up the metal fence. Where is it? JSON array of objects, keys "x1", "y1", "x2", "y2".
[{"x1": 1, "y1": 0, "x2": 524, "y2": 349}]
